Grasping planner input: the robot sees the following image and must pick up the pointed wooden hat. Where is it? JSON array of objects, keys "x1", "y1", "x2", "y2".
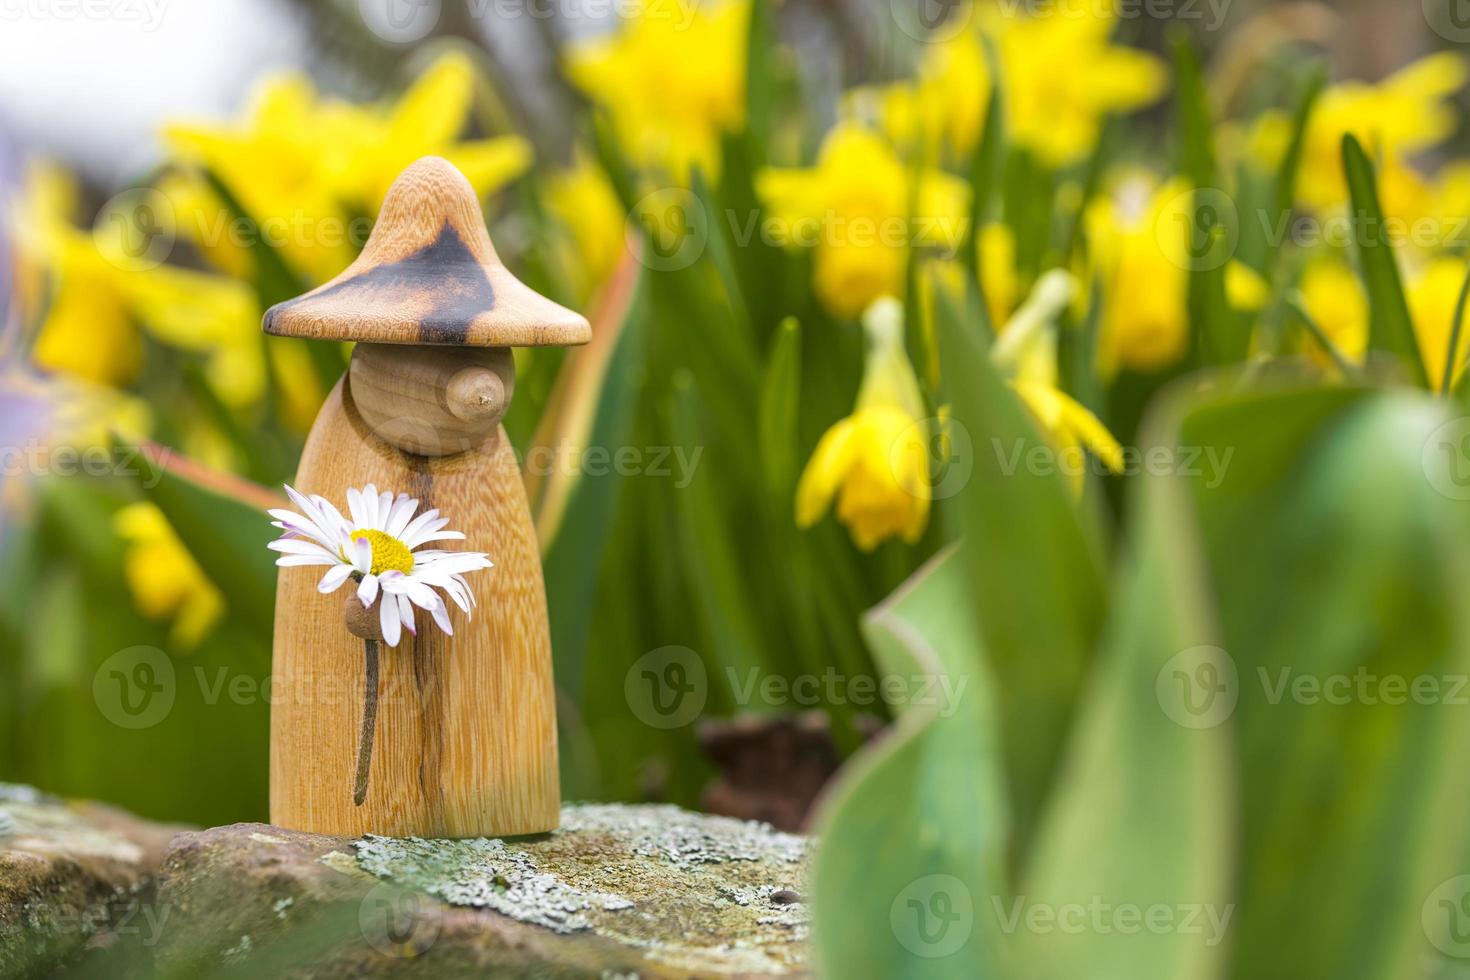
[{"x1": 263, "y1": 156, "x2": 591, "y2": 348}]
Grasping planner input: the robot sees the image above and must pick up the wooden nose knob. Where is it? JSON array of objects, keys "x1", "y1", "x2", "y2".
[{"x1": 348, "y1": 343, "x2": 516, "y2": 457}]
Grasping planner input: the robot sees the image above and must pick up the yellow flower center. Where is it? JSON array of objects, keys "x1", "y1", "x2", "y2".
[{"x1": 349, "y1": 529, "x2": 414, "y2": 576}]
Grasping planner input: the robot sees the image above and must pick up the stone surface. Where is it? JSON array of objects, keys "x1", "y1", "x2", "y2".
[
  {"x1": 155, "y1": 803, "x2": 811, "y2": 978},
  {"x1": 0, "y1": 783, "x2": 184, "y2": 979}
]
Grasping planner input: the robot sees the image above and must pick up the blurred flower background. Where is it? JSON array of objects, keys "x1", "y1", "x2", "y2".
[{"x1": 5, "y1": 0, "x2": 1470, "y2": 974}]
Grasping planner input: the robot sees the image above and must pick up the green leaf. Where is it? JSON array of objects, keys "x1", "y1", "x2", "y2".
[
  {"x1": 811, "y1": 548, "x2": 1009, "y2": 979},
  {"x1": 127, "y1": 443, "x2": 280, "y2": 637},
  {"x1": 1341, "y1": 134, "x2": 1428, "y2": 387},
  {"x1": 1172, "y1": 33, "x2": 1239, "y2": 365},
  {"x1": 1189, "y1": 388, "x2": 1470, "y2": 978},
  {"x1": 1014, "y1": 384, "x2": 1239, "y2": 979},
  {"x1": 537, "y1": 260, "x2": 650, "y2": 700},
  {"x1": 758, "y1": 318, "x2": 802, "y2": 507},
  {"x1": 930, "y1": 274, "x2": 1106, "y2": 862}
]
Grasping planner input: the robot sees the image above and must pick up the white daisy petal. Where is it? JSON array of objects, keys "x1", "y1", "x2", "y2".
[
  {"x1": 398, "y1": 594, "x2": 417, "y2": 636},
  {"x1": 428, "y1": 596, "x2": 453, "y2": 635},
  {"x1": 268, "y1": 539, "x2": 336, "y2": 558},
  {"x1": 378, "y1": 491, "x2": 394, "y2": 524},
  {"x1": 411, "y1": 531, "x2": 467, "y2": 546},
  {"x1": 317, "y1": 563, "x2": 355, "y2": 594},
  {"x1": 358, "y1": 573, "x2": 380, "y2": 607},
  {"x1": 378, "y1": 570, "x2": 410, "y2": 594},
  {"x1": 406, "y1": 582, "x2": 439, "y2": 610},
  {"x1": 385, "y1": 495, "x2": 419, "y2": 537},
  {"x1": 380, "y1": 593, "x2": 401, "y2": 647},
  {"x1": 275, "y1": 555, "x2": 338, "y2": 567},
  {"x1": 347, "y1": 487, "x2": 370, "y2": 529},
  {"x1": 398, "y1": 509, "x2": 441, "y2": 547},
  {"x1": 353, "y1": 536, "x2": 373, "y2": 575}
]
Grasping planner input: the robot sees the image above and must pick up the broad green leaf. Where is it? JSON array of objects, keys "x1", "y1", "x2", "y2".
[
  {"x1": 811, "y1": 547, "x2": 1008, "y2": 979},
  {"x1": 1189, "y1": 389, "x2": 1470, "y2": 978},
  {"x1": 1015, "y1": 384, "x2": 1240, "y2": 979},
  {"x1": 1341, "y1": 134, "x2": 1428, "y2": 387},
  {"x1": 128, "y1": 443, "x2": 280, "y2": 637},
  {"x1": 931, "y1": 273, "x2": 1106, "y2": 861},
  {"x1": 536, "y1": 256, "x2": 649, "y2": 701}
]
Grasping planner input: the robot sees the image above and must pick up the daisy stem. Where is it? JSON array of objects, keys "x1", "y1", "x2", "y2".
[{"x1": 353, "y1": 639, "x2": 380, "y2": 807}]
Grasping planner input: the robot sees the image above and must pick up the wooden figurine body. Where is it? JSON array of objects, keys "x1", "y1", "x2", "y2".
[{"x1": 265, "y1": 157, "x2": 589, "y2": 838}]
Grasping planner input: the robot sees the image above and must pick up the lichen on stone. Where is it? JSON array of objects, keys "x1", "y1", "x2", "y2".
[{"x1": 344, "y1": 803, "x2": 810, "y2": 975}]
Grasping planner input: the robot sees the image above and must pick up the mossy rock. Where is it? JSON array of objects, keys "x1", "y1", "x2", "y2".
[
  {"x1": 155, "y1": 803, "x2": 811, "y2": 978},
  {"x1": 0, "y1": 783, "x2": 184, "y2": 978}
]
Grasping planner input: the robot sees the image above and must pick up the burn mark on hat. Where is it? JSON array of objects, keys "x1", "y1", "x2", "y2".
[{"x1": 263, "y1": 224, "x2": 496, "y2": 345}]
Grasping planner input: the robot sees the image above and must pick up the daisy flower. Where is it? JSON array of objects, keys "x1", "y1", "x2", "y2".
[{"x1": 268, "y1": 483, "x2": 493, "y2": 646}]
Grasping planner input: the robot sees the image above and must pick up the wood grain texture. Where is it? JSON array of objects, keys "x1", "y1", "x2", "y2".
[
  {"x1": 263, "y1": 156, "x2": 590, "y2": 348},
  {"x1": 348, "y1": 343, "x2": 514, "y2": 457},
  {"x1": 270, "y1": 376, "x2": 560, "y2": 838}
]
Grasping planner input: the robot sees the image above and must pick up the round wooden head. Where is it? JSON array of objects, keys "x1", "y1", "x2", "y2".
[{"x1": 263, "y1": 156, "x2": 590, "y2": 348}]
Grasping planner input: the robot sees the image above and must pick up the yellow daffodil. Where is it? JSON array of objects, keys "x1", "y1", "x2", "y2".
[
  {"x1": 565, "y1": 0, "x2": 748, "y2": 179},
  {"x1": 879, "y1": 2, "x2": 1164, "y2": 168},
  {"x1": 797, "y1": 298, "x2": 930, "y2": 550},
  {"x1": 544, "y1": 153, "x2": 629, "y2": 302},
  {"x1": 1408, "y1": 257, "x2": 1470, "y2": 389},
  {"x1": 1226, "y1": 260, "x2": 1271, "y2": 314},
  {"x1": 1084, "y1": 174, "x2": 1191, "y2": 376},
  {"x1": 15, "y1": 164, "x2": 263, "y2": 404},
  {"x1": 115, "y1": 502, "x2": 225, "y2": 649},
  {"x1": 1256, "y1": 53, "x2": 1467, "y2": 213},
  {"x1": 1298, "y1": 256, "x2": 1367, "y2": 368},
  {"x1": 992, "y1": 269, "x2": 1124, "y2": 495},
  {"x1": 164, "y1": 52, "x2": 531, "y2": 286},
  {"x1": 757, "y1": 123, "x2": 969, "y2": 320},
  {"x1": 978, "y1": 222, "x2": 1019, "y2": 329}
]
